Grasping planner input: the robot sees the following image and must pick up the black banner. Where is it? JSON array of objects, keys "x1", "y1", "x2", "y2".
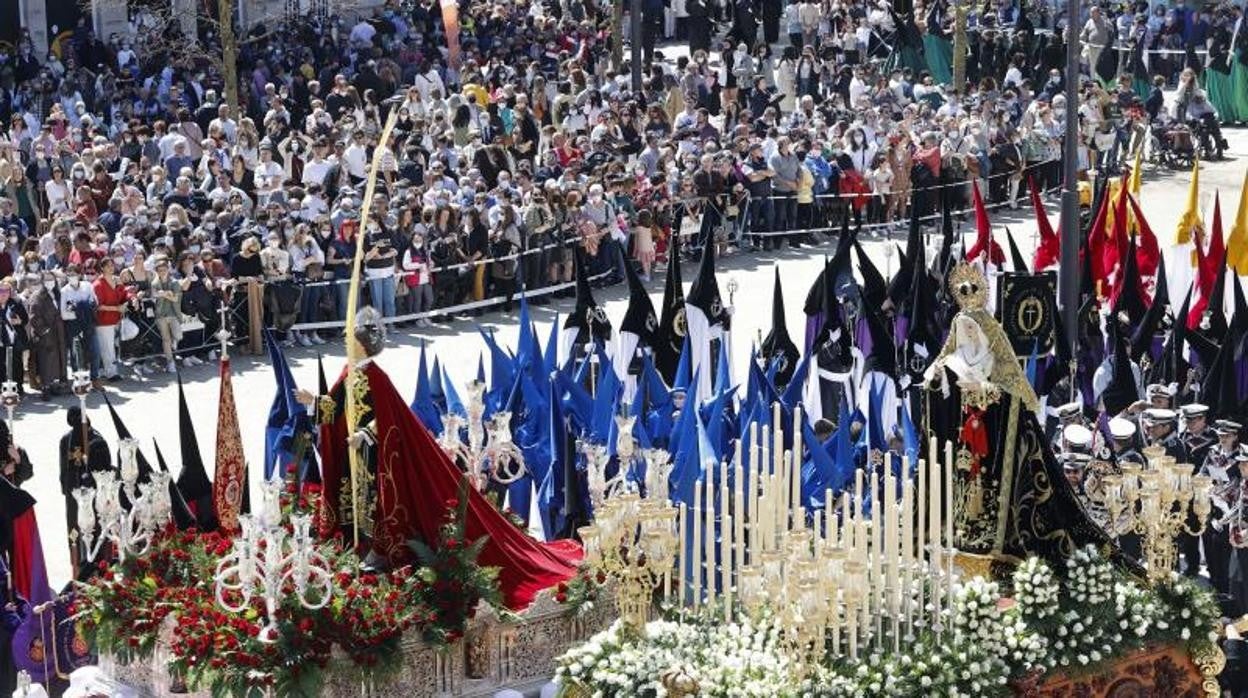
[{"x1": 997, "y1": 271, "x2": 1057, "y2": 357}]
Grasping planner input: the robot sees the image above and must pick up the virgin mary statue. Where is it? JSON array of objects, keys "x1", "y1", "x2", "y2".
[{"x1": 923, "y1": 262, "x2": 1127, "y2": 570}]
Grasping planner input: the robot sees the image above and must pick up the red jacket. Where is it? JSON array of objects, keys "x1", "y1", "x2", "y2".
[{"x1": 92, "y1": 277, "x2": 131, "y2": 327}]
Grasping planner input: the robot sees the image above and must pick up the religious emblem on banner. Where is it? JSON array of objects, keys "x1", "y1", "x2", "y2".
[{"x1": 997, "y1": 271, "x2": 1057, "y2": 356}]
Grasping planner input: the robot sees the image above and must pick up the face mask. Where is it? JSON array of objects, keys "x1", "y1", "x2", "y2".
[
  {"x1": 112, "y1": 256, "x2": 124, "y2": 267},
  {"x1": 590, "y1": 194, "x2": 603, "y2": 203},
  {"x1": 68, "y1": 276, "x2": 80, "y2": 287},
  {"x1": 268, "y1": 240, "x2": 281, "y2": 249},
  {"x1": 43, "y1": 280, "x2": 55, "y2": 291},
  {"x1": 414, "y1": 241, "x2": 424, "y2": 249},
  {"x1": 188, "y1": 244, "x2": 201, "y2": 254},
  {"x1": 26, "y1": 263, "x2": 38, "y2": 272}
]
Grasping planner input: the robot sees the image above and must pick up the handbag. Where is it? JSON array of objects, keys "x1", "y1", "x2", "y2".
[{"x1": 119, "y1": 317, "x2": 140, "y2": 342}]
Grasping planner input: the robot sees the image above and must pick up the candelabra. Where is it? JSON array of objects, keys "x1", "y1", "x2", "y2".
[
  {"x1": 213, "y1": 479, "x2": 334, "y2": 643},
  {"x1": 72, "y1": 439, "x2": 172, "y2": 567},
  {"x1": 436, "y1": 380, "x2": 526, "y2": 489},
  {"x1": 578, "y1": 490, "x2": 679, "y2": 633},
  {"x1": 1097, "y1": 446, "x2": 1214, "y2": 583}
]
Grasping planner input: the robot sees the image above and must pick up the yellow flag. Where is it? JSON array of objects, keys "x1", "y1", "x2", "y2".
[
  {"x1": 1129, "y1": 145, "x2": 1143, "y2": 195},
  {"x1": 1176, "y1": 156, "x2": 1202, "y2": 246},
  {"x1": 1229, "y1": 170, "x2": 1248, "y2": 274}
]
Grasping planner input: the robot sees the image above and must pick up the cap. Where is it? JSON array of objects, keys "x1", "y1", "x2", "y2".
[
  {"x1": 1108, "y1": 417, "x2": 1137, "y2": 440},
  {"x1": 1146, "y1": 383, "x2": 1176, "y2": 399},
  {"x1": 1234, "y1": 447, "x2": 1248, "y2": 463},
  {"x1": 1216, "y1": 420, "x2": 1243, "y2": 436},
  {"x1": 1143, "y1": 408, "x2": 1178, "y2": 424},
  {"x1": 1181, "y1": 404, "x2": 1209, "y2": 418},
  {"x1": 1062, "y1": 452, "x2": 1092, "y2": 471},
  {"x1": 1056, "y1": 402, "x2": 1083, "y2": 420},
  {"x1": 1063, "y1": 424, "x2": 1094, "y2": 449}
]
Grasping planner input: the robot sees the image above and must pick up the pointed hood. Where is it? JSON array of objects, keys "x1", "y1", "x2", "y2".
[
  {"x1": 888, "y1": 193, "x2": 924, "y2": 305},
  {"x1": 1031, "y1": 176, "x2": 1061, "y2": 271},
  {"x1": 620, "y1": 254, "x2": 659, "y2": 346},
  {"x1": 101, "y1": 391, "x2": 154, "y2": 484},
  {"x1": 654, "y1": 235, "x2": 685, "y2": 384},
  {"x1": 1005, "y1": 226, "x2": 1029, "y2": 273},
  {"x1": 860, "y1": 303, "x2": 896, "y2": 377},
  {"x1": 410, "y1": 341, "x2": 443, "y2": 433},
  {"x1": 1100, "y1": 322, "x2": 1139, "y2": 416},
  {"x1": 565, "y1": 250, "x2": 612, "y2": 345},
  {"x1": 761, "y1": 267, "x2": 801, "y2": 388},
  {"x1": 1110, "y1": 236, "x2": 1148, "y2": 329},
  {"x1": 1131, "y1": 255, "x2": 1170, "y2": 361},
  {"x1": 938, "y1": 195, "x2": 957, "y2": 275},
  {"x1": 965, "y1": 180, "x2": 1004, "y2": 265},
  {"x1": 174, "y1": 374, "x2": 216, "y2": 530},
  {"x1": 805, "y1": 223, "x2": 856, "y2": 317},
  {"x1": 686, "y1": 230, "x2": 726, "y2": 328},
  {"x1": 153, "y1": 439, "x2": 196, "y2": 530},
  {"x1": 854, "y1": 240, "x2": 888, "y2": 312}
]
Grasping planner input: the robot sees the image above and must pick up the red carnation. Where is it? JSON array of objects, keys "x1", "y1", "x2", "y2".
[{"x1": 555, "y1": 591, "x2": 568, "y2": 603}]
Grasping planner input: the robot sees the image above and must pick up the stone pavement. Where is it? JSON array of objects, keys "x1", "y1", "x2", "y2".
[{"x1": 16, "y1": 130, "x2": 1248, "y2": 591}]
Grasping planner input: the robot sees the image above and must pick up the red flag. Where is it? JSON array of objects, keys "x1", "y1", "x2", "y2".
[
  {"x1": 1085, "y1": 185, "x2": 1112, "y2": 297},
  {"x1": 1189, "y1": 195, "x2": 1226, "y2": 328},
  {"x1": 212, "y1": 358, "x2": 248, "y2": 534},
  {"x1": 1202, "y1": 193, "x2": 1225, "y2": 292},
  {"x1": 1127, "y1": 193, "x2": 1160, "y2": 278},
  {"x1": 362, "y1": 362, "x2": 582, "y2": 610},
  {"x1": 1101, "y1": 183, "x2": 1131, "y2": 297},
  {"x1": 1030, "y1": 177, "x2": 1061, "y2": 271},
  {"x1": 965, "y1": 180, "x2": 1004, "y2": 265}
]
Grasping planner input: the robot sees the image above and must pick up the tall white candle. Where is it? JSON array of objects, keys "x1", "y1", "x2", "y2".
[
  {"x1": 723, "y1": 511, "x2": 733, "y2": 622},
  {"x1": 793, "y1": 405, "x2": 804, "y2": 529},
  {"x1": 928, "y1": 454, "x2": 942, "y2": 631},
  {"x1": 901, "y1": 474, "x2": 914, "y2": 638},
  {"x1": 693, "y1": 482, "x2": 703, "y2": 607},
  {"x1": 944, "y1": 441, "x2": 955, "y2": 606},
  {"x1": 705, "y1": 468, "x2": 717, "y2": 606},
  {"x1": 916, "y1": 456, "x2": 927, "y2": 628}
]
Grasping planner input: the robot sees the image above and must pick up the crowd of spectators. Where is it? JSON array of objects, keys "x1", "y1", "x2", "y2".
[{"x1": 0, "y1": 0, "x2": 1238, "y2": 398}]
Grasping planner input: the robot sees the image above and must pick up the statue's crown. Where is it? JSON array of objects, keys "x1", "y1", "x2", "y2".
[{"x1": 948, "y1": 261, "x2": 989, "y2": 311}]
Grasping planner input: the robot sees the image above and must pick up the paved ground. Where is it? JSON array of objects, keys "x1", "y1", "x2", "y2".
[{"x1": 17, "y1": 130, "x2": 1248, "y2": 590}]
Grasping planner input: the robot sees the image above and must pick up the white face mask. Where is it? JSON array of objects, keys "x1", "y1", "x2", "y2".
[
  {"x1": 43, "y1": 280, "x2": 55, "y2": 290},
  {"x1": 26, "y1": 263, "x2": 38, "y2": 272},
  {"x1": 68, "y1": 276, "x2": 80, "y2": 287}
]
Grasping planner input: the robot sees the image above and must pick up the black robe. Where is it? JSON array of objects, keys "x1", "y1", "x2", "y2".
[{"x1": 925, "y1": 371, "x2": 1138, "y2": 572}]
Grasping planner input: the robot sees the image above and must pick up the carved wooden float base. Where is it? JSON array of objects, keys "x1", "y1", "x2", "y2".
[
  {"x1": 103, "y1": 587, "x2": 614, "y2": 697},
  {"x1": 1013, "y1": 644, "x2": 1222, "y2": 698}
]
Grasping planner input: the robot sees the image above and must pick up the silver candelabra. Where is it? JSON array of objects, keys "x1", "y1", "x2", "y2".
[{"x1": 213, "y1": 479, "x2": 334, "y2": 643}]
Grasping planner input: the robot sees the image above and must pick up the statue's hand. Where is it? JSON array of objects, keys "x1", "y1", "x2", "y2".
[
  {"x1": 294, "y1": 388, "x2": 316, "y2": 407},
  {"x1": 348, "y1": 430, "x2": 369, "y2": 450}
]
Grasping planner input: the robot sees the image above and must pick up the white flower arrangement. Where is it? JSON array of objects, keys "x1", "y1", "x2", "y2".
[{"x1": 559, "y1": 544, "x2": 1220, "y2": 697}]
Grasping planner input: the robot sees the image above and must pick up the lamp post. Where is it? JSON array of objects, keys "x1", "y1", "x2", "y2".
[
  {"x1": 1059, "y1": 0, "x2": 1082, "y2": 351},
  {"x1": 213, "y1": 478, "x2": 334, "y2": 643}
]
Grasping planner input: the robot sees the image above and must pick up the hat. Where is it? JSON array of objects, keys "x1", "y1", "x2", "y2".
[
  {"x1": 1108, "y1": 417, "x2": 1136, "y2": 440},
  {"x1": 1180, "y1": 404, "x2": 1209, "y2": 419},
  {"x1": 1146, "y1": 383, "x2": 1176, "y2": 399},
  {"x1": 1143, "y1": 408, "x2": 1178, "y2": 424},
  {"x1": 1062, "y1": 452, "x2": 1092, "y2": 471},
  {"x1": 1055, "y1": 401, "x2": 1083, "y2": 420},
  {"x1": 1063, "y1": 424, "x2": 1093, "y2": 449},
  {"x1": 1216, "y1": 420, "x2": 1243, "y2": 436}
]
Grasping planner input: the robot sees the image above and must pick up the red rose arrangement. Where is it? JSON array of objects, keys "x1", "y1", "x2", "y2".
[{"x1": 76, "y1": 483, "x2": 502, "y2": 696}]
